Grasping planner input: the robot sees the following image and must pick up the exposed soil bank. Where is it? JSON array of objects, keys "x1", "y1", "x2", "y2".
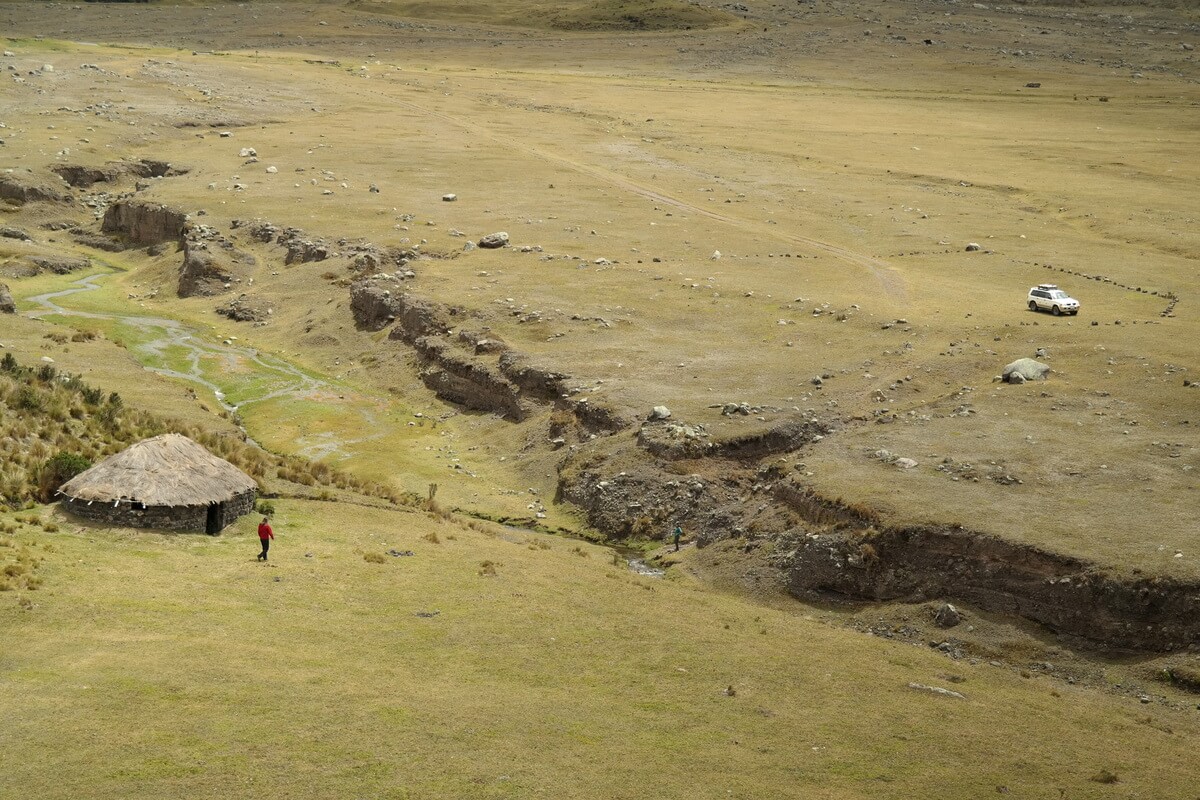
[
  {"x1": 777, "y1": 525, "x2": 1200, "y2": 653},
  {"x1": 556, "y1": 437, "x2": 1200, "y2": 653}
]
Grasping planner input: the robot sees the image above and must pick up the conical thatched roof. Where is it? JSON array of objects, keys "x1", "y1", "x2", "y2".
[{"x1": 59, "y1": 433, "x2": 257, "y2": 506}]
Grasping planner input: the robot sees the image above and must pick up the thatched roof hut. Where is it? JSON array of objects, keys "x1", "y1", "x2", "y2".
[{"x1": 59, "y1": 433, "x2": 258, "y2": 533}]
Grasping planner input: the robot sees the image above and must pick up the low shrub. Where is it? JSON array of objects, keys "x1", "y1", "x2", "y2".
[{"x1": 363, "y1": 551, "x2": 387, "y2": 564}]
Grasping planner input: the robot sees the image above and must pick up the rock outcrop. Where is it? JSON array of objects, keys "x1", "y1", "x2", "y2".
[
  {"x1": 3, "y1": 255, "x2": 90, "y2": 278},
  {"x1": 178, "y1": 240, "x2": 233, "y2": 297},
  {"x1": 0, "y1": 173, "x2": 72, "y2": 204},
  {"x1": 349, "y1": 275, "x2": 406, "y2": 331},
  {"x1": 0, "y1": 283, "x2": 16, "y2": 314},
  {"x1": 101, "y1": 200, "x2": 187, "y2": 246}
]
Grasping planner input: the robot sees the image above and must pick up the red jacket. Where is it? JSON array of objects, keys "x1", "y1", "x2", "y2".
[{"x1": 258, "y1": 522, "x2": 274, "y2": 540}]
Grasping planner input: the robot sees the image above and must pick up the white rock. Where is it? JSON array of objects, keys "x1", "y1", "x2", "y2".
[
  {"x1": 895, "y1": 457, "x2": 918, "y2": 469},
  {"x1": 648, "y1": 405, "x2": 672, "y2": 420},
  {"x1": 41, "y1": 64, "x2": 54, "y2": 73},
  {"x1": 711, "y1": 250, "x2": 722, "y2": 260},
  {"x1": 442, "y1": 193, "x2": 457, "y2": 202},
  {"x1": 265, "y1": 165, "x2": 278, "y2": 174},
  {"x1": 239, "y1": 147, "x2": 257, "y2": 157}
]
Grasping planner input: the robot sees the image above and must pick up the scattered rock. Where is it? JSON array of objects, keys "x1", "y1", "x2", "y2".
[
  {"x1": 648, "y1": 405, "x2": 673, "y2": 421},
  {"x1": 265, "y1": 166, "x2": 278, "y2": 174},
  {"x1": 895, "y1": 457, "x2": 918, "y2": 469},
  {"x1": 965, "y1": 242, "x2": 981, "y2": 252},
  {"x1": 1002, "y1": 358, "x2": 1049, "y2": 383},
  {"x1": 0, "y1": 226, "x2": 31, "y2": 241},
  {"x1": 0, "y1": 283, "x2": 15, "y2": 314},
  {"x1": 239, "y1": 147, "x2": 257, "y2": 158},
  {"x1": 934, "y1": 603, "x2": 962, "y2": 628},
  {"x1": 216, "y1": 295, "x2": 272, "y2": 324},
  {"x1": 442, "y1": 193, "x2": 457, "y2": 202}
]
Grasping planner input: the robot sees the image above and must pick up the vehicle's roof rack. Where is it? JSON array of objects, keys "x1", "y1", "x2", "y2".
[{"x1": 1035, "y1": 284, "x2": 1059, "y2": 290}]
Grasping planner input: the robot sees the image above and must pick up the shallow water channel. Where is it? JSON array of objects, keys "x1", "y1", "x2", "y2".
[{"x1": 26, "y1": 272, "x2": 384, "y2": 459}]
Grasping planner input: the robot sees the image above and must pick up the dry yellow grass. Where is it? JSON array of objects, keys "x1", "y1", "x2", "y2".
[
  {"x1": 2, "y1": 499, "x2": 1198, "y2": 799},
  {"x1": 1, "y1": 6, "x2": 1199, "y2": 795}
]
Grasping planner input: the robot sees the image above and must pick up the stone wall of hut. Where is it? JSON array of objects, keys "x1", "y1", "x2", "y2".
[
  {"x1": 61, "y1": 488, "x2": 257, "y2": 533},
  {"x1": 216, "y1": 489, "x2": 258, "y2": 530}
]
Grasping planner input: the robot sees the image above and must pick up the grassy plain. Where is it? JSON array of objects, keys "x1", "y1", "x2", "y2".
[
  {"x1": 3, "y1": 500, "x2": 1200, "y2": 799},
  {"x1": 1, "y1": 2, "x2": 1199, "y2": 796}
]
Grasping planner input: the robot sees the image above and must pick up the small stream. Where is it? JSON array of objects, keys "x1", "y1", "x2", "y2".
[{"x1": 26, "y1": 272, "x2": 384, "y2": 459}]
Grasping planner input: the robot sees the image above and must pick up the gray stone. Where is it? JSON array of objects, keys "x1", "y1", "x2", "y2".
[
  {"x1": 907, "y1": 682, "x2": 965, "y2": 700},
  {"x1": 648, "y1": 405, "x2": 672, "y2": 421},
  {"x1": 239, "y1": 147, "x2": 257, "y2": 158},
  {"x1": 442, "y1": 193, "x2": 457, "y2": 202},
  {"x1": 0, "y1": 283, "x2": 15, "y2": 314},
  {"x1": 1002, "y1": 358, "x2": 1050, "y2": 383},
  {"x1": 934, "y1": 602, "x2": 962, "y2": 628},
  {"x1": 478, "y1": 232, "x2": 509, "y2": 249},
  {"x1": 0, "y1": 226, "x2": 31, "y2": 241},
  {"x1": 895, "y1": 457, "x2": 918, "y2": 469},
  {"x1": 965, "y1": 242, "x2": 981, "y2": 252}
]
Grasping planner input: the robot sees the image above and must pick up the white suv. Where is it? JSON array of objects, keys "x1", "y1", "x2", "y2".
[{"x1": 1027, "y1": 284, "x2": 1079, "y2": 316}]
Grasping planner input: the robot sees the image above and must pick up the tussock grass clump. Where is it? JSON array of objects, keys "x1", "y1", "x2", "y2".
[
  {"x1": 422, "y1": 531, "x2": 440, "y2": 545},
  {"x1": 478, "y1": 560, "x2": 499, "y2": 577},
  {"x1": 363, "y1": 551, "x2": 388, "y2": 564}
]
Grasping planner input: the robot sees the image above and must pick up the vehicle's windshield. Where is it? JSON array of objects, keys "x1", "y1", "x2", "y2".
[{"x1": 1050, "y1": 291, "x2": 1068, "y2": 299}]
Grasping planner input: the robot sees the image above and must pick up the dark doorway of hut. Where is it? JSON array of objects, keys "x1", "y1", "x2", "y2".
[{"x1": 206, "y1": 502, "x2": 224, "y2": 535}]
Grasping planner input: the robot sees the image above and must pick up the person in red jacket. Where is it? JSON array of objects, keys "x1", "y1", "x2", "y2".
[{"x1": 257, "y1": 517, "x2": 274, "y2": 561}]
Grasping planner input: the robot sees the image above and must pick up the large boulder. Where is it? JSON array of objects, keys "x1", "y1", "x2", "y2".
[
  {"x1": 0, "y1": 283, "x2": 15, "y2": 314},
  {"x1": 1002, "y1": 358, "x2": 1050, "y2": 383},
  {"x1": 477, "y1": 232, "x2": 509, "y2": 249}
]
